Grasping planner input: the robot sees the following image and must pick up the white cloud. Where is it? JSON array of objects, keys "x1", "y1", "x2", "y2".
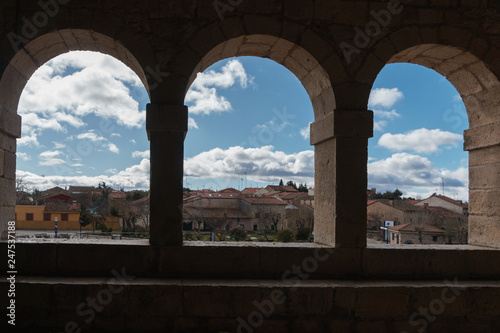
[
  {"x1": 373, "y1": 109, "x2": 401, "y2": 120},
  {"x1": 188, "y1": 117, "x2": 199, "y2": 129},
  {"x1": 76, "y1": 131, "x2": 119, "y2": 154},
  {"x1": 130, "y1": 139, "x2": 137, "y2": 144},
  {"x1": 76, "y1": 132, "x2": 106, "y2": 142},
  {"x1": 185, "y1": 59, "x2": 252, "y2": 115},
  {"x1": 16, "y1": 152, "x2": 31, "y2": 161},
  {"x1": 38, "y1": 150, "x2": 67, "y2": 166},
  {"x1": 369, "y1": 88, "x2": 404, "y2": 108},
  {"x1": 300, "y1": 123, "x2": 311, "y2": 139},
  {"x1": 368, "y1": 153, "x2": 468, "y2": 201},
  {"x1": 111, "y1": 133, "x2": 122, "y2": 138},
  {"x1": 105, "y1": 169, "x2": 117, "y2": 174},
  {"x1": 184, "y1": 146, "x2": 314, "y2": 184},
  {"x1": 17, "y1": 158, "x2": 150, "y2": 191},
  {"x1": 52, "y1": 142, "x2": 66, "y2": 149},
  {"x1": 108, "y1": 143, "x2": 120, "y2": 154},
  {"x1": 132, "y1": 150, "x2": 150, "y2": 159},
  {"x1": 18, "y1": 132, "x2": 40, "y2": 147},
  {"x1": 18, "y1": 51, "x2": 146, "y2": 142},
  {"x1": 378, "y1": 128, "x2": 463, "y2": 154},
  {"x1": 374, "y1": 120, "x2": 388, "y2": 132}
]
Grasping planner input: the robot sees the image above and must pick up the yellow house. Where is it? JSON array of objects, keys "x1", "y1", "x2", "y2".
[{"x1": 15, "y1": 205, "x2": 120, "y2": 231}]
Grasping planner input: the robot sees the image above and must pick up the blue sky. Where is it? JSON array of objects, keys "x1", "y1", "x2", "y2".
[{"x1": 15, "y1": 51, "x2": 468, "y2": 201}]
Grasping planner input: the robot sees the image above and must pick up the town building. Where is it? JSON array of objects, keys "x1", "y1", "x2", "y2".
[
  {"x1": 415, "y1": 194, "x2": 469, "y2": 215},
  {"x1": 387, "y1": 223, "x2": 446, "y2": 245}
]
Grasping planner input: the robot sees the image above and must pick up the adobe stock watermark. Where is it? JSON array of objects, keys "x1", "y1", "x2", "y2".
[
  {"x1": 339, "y1": 0, "x2": 408, "y2": 64},
  {"x1": 52, "y1": 118, "x2": 116, "y2": 176},
  {"x1": 145, "y1": 64, "x2": 170, "y2": 91},
  {"x1": 401, "y1": 277, "x2": 465, "y2": 333},
  {"x1": 52, "y1": 267, "x2": 135, "y2": 333},
  {"x1": 236, "y1": 247, "x2": 333, "y2": 333},
  {"x1": 213, "y1": 0, "x2": 244, "y2": 21},
  {"x1": 8, "y1": 0, "x2": 71, "y2": 53},
  {"x1": 239, "y1": 107, "x2": 296, "y2": 148}
]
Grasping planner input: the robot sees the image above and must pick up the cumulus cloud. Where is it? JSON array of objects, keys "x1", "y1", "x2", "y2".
[
  {"x1": 368, "y1": 152, "x2": 468, "y2": 201},
  {"x1": 16, "y1": 152, "x2": 31, "y2": 161},
  {"x1": 300, "y1": 123, "x2": 311, "y2": 140},
  {"x1": 378, "y1": 128, "x2": 463, "y2": 154},
  {"x1": 185, "y1": 59, "x2": 252, "y2": 115},
  {"x1": 132, "y1": 150, "x2": 150, "y2": 159},
  {"x1": 188, "y1": 117, "x2": 199, "y2": 129},
  {"x1": 17, "y1": 158, "x2": 150, "y2": 190},
  {"x1": 184, "y1": 146, "x2": 314, "y2": 184},
  {"x1": 369, "y1": 88, "x2": 404, "y2": 108},
  {"x1": 76, "y1": 131, "x2": 120, "y2": 154},
  {"x1": 39, "y1": 150, "x2": 67, "y2": 166},
  {"x1": 18, "y1": 51, "x2": 146, "y2": 145},
  {"x1": 373, "y1": 109, "x2": 401, "y2": 120},
  {"x1": 374, "y1": 120, "x2": 388, "y2": 132}
]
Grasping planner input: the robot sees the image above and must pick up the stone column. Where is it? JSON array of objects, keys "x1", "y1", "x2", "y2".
[
  {"x1": 146, "y1": 104, "x2": 188, "y2": 246},
  {"x1": 465, "y1": 122, "x2": 500, "y2": 248},
  {"x1": 310, "y1": 109, "x2": 373, "y2": 247},
  {"x1": 0, "y1": 110, "x2": 21, "y2": 240}
]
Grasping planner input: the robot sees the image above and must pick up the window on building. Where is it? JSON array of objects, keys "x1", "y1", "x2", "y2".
[
  {"x1": 253, "y1": 225, "x2": 257, "y2": 231},
  {"x1": 43, "y1": 213, "x2": 51, "y2": 221},
  {"x1": 432, "y1": 236, "x2": 438, "y2": 242},
  {"x1": 61, "y1": 213, "x2": 69, "y2": 221},
  {"x1": 26, "y1": 213, "x2": 34, "y2": 221}
]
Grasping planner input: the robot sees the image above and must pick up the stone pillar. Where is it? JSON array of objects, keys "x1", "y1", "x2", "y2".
[
  {"x1": 146, "y1": 104, "x2": 188, "y2": 246},
  {"x1": 0, "y1": 110, "x2": 21, "y2": 240},
  {"x1": 310, "y1": 109, "x2": 373, "y2": 247},
  {"x1": 465, "y1": 122, "x2": 500, "y2": 248}
]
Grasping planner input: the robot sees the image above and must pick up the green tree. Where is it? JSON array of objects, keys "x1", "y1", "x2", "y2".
[
  {"x1": 277, "y1": 229, "x2": 295, "y2": 243},
  {"x1": 279, "y1": 179, "x2": 284, "y2": 186},
  {"x1": 231, "y1": 228, "x2": 247, "y2": 241},
  {"x1": 296, "y1": 227, "x2": 311, "y2": 241},
  {"x1": 286, "y1": 180, "x2": 297, "y2": 189},
  {"x1": 79, "y1": 209, "x2": 94, "y2": 227}
]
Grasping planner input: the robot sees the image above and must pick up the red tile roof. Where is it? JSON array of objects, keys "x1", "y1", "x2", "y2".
[
  {"x1": 200, "y1": 193, "x2": 240, "y2": 199},
  {"x1": 419, "y1": 195, "x2": 468, "y2": 208},
  {"x1": 389, "y1": 223, "x2": 444, "y2": 233},
  {"x1": 218, "y1": 188, "x2": 240, "y2": 193},
  {"x1": 183, "y1": 206, "x2": 251, "y2": 219},
  {"x1": 243, "y1": 197, "x2": 286, "y2": 205},
  {"x1": 241, "y1": 188, "x2": 262, "y2": 194}
]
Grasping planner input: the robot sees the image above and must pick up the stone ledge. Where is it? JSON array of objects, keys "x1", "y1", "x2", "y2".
[
  {"x1": 2, "y1": 278, "x2": 499, "y2": 333},
  {"x1": 1, "y1": 242, "x2": 499, "y2": 280}
]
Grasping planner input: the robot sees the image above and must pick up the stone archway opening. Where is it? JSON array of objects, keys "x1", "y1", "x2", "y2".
[
  {"x1": 367, "y1": 62, "x2": 469, "y2": 246},
  {"x1": 182, "y1": 56, "x2": 315, "y2": 241},
  {"x1": 0, "y1": 30, "x2": 150, "y2": 240},
  {"x1": 183, "y1": 35, "x2": 337, "y2": 245},
  {"x1": 376, "y1": 44, "x2": 500, "y2": 248}
]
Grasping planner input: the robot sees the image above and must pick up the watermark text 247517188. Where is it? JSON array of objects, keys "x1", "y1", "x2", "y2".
[{"x1": 6, "y1": 221, "x2": 17, "y2": 326}]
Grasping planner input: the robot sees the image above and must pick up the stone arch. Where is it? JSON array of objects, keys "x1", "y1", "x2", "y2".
[
  {"x1": 185, "y1": 34, "x2": 336, "y2": 121},
  {"x1": 0, "y1": 29, "x2": 150, "y2": 239},
  {"x1": 0, "y1": 29, "x2": 150, "y2": 114},
  {"x1": 367, "y1": 42, "x2": 500, "y2": 248}
]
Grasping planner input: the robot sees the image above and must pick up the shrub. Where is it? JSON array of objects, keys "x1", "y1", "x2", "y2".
[
  {"x1": 277, "y1": 229, "x2": 295, "y2": 243},
  {"x1": 296, "y1": 227, "x2": 311, "y2": 241},
  {"x1": 231, "y1": 228, "x2": 247, "y2": 241}
]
